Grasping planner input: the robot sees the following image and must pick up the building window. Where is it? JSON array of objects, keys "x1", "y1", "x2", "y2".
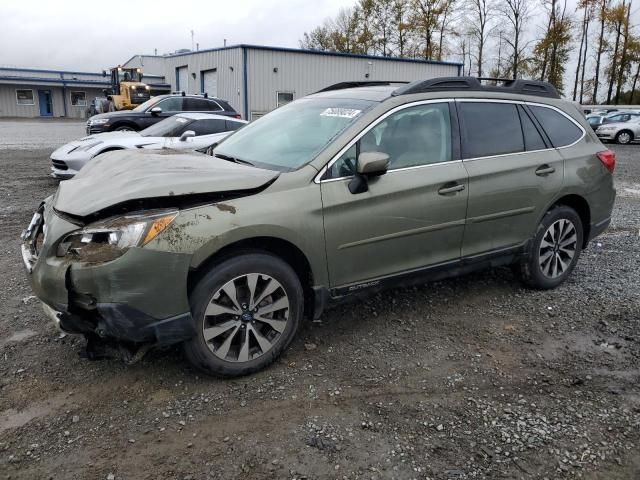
[
  {"x1": 276, "y1": 91, "x2": 294, "y2": 108},
  {"x1": 70, "y1": 91, "x2": 87, "y2": 107},
  {"x1": 16, "y1": 89, "x2": 34, "y2": 105}
]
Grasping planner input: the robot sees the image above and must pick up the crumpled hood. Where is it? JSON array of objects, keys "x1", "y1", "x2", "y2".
[{"x1": 53, "y1": 149, "x2": 278, "y2": 218}]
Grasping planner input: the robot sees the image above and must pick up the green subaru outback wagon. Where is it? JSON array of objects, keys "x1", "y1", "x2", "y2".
[{"x1": 22, "y1": 77, "x2": 616, "y2": 376}]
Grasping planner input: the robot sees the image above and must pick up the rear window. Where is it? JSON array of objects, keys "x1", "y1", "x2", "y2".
[
  {"x1": 184, "y1": 98, "x2": 222, "y2": 111},
  {"x1": 460, "y1": 102, "x2": 524, "y2": 158},
  {"x1": 529, "y1": 105, "x2": 583, "y2": 148}
]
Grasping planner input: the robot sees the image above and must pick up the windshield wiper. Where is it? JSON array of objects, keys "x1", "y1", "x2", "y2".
[{"x1": 215, "y1": 153, "x2": 254, "y2": 167}]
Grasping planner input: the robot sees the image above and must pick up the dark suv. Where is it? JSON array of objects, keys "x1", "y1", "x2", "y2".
[
  {"x1": 86, "y1": 94, "x2": 241, "y2": 134},
  {"x1": 23, "y1": 77, "x2": 616, "y2": 377}
]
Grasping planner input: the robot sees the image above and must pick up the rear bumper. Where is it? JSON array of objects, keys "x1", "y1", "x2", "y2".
[{"x1": 588, "y1": 216, "x2": 611, "y2": 242}]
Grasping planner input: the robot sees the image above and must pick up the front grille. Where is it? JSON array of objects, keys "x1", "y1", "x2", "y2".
[
  {"x1": 130, "y1": 87, "x2": 150, "y2": 104},
  {"x1": 87, "y1": 126, "x2": 104, "y2": 134},
  {"x1": 22, "y1": 208, "x2": 45, "y2": 271},
  {"x1": 51, "y1": 159, "x2": 68, "y2": 171}
]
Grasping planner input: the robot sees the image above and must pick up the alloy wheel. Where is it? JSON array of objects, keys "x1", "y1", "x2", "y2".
[
  {"x1": 202, "y1": 273, "x2": 290, "y2": 362},
  {"x1": 538, "y1": 219, "x2": 577, "y2": 279},
  {"x1": 617, "y1": 132, "x2": 631, "y2": 144}
]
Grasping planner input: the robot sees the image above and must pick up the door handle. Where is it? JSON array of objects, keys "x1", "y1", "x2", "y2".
[
  {"x1": 438, "y1": 183, "x2": 466, "y2": 195},
  {"x1": 535, "y1": 165, "x2": 556, "y2": 176}
]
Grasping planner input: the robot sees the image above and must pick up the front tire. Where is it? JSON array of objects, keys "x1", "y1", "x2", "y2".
[
  {"x1": 184, "y1": 253, "x2": 303, "y2": 377},
  {"x1": 113, "y1": 125, "x2": 136, "y2": 132},
  {"x1": 615, "y1": 130, "x2": 633, "y2": 144},
  {"x1": 516, "y1": 206, "x2": 584, "y2": 289}
]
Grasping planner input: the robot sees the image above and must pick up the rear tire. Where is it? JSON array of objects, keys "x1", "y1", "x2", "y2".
[
  {"x1": 184, "y1": 253, "x2": 303, "y2": 377},
  {"x1": 516, "y1": 206, "x2": 583, "y2": 289}
]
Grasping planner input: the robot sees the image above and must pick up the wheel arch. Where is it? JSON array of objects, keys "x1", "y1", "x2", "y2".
[
  {"x1": 547, "y1": 194, "x2": 591, "y2": 247},
  {"x1": 109, "y1": 121, "x2": 139, "y2": 132},
  {"x1": 616, "y1": 129, "x2": 634, "y2": 142},
  {"x1": 188, "y1": 236, "x2": 317, "y2": 319}
]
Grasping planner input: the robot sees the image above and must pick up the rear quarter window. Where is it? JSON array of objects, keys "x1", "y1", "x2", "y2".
[{"x1": 529, "y1": 105, "x2": 583, "y2": 148}]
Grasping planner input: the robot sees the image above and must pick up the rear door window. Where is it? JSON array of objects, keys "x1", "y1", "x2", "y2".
[
  {"x1": 529, "y1": 105, "x2": 583, "y2": 148},
  {"x1": 189, "y1": 119, "x2": 227, "y2": 135},
  {"x1": 459, "y1": 102, "x2": 524, "y2": 158},
  {"x1": 225, "y1": 120, "x2": 244, "y2": 131},
  {"x1": 518, "y1": 105, "x2": 547, "y2": 151}
]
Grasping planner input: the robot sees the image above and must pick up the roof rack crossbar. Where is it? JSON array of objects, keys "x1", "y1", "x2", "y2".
[
  {"x1": 391, "y1": 77, "x2": 560, "y2": 99},
  {"x1": 316, "y1": 81, "x2": 409, "y2": 93}
]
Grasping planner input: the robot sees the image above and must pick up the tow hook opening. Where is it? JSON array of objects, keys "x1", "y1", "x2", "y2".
[{"x1": 81, "y1": 334, "x2": 153, "y2": 365}]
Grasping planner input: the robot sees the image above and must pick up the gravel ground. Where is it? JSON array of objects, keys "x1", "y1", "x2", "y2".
[
  {"x1": 0, "y1": 134, "x2": 638, "y2": 479},
  {"x1": 0, "y1": 119, "x2": 85, "y2": 150}
]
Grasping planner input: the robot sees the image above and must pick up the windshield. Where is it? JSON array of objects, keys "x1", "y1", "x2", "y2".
[
  {"x1": 119, "y1": 69, "x2": 142, "y2": 83},
  {"x1": 214, "y1": 97, "x2": 376, "y2": 171},
  {"x1": 141, "y1": 116, "x2": 193, "y2": 137}
]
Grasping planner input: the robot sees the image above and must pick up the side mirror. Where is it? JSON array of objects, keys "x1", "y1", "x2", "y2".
[
  {"x1": 150, "y1": 107, "x2": 162, "y2": 115},
  {"x1": 180, "y1": 130, "x2": 196, "y2": 141},
  {"x1": 349, "y1": 151, "x2": 390, "y2": 194}
]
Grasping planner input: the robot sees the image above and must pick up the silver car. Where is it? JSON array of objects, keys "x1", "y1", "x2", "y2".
[
  {"x1": 595, "y1": 116, "x2": 640, "y2": 144},
  {"x1": 50, "y1": 113, "x2": 247, "y2": 179}
]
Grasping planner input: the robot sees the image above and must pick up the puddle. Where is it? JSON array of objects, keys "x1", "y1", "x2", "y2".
[
  {"x1": 0, "y1": 329, "x2": 38, "y2": 348},
  {"x1": 0, "y1": 392, "x2": 68, "y2": 433}
]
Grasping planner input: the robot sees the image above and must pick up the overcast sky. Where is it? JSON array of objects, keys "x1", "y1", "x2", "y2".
[
  {"x1": 0, "y1": 0, "x2": 353, "y2": 71},
  {"x1": 2, "y1": 0, "x2": 638, "y2": 81}
]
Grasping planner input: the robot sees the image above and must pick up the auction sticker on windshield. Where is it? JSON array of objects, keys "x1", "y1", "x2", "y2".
[{"x1": 320, "y1": 108, "x2": 362, "y2": 119}]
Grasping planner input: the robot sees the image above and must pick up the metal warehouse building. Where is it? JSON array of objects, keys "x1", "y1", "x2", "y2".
[
  {"x1": 0, "y1": 45, "x2": 461, "y2": 119},
  {"x1": 0, "y1": 67, "x2": 168, "y2": 119},
  {"x1": 123, "y1": 45, "x2": 462, "y2": 120}
]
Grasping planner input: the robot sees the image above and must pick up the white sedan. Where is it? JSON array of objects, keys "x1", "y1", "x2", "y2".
[{"x1": 50, "y1": 113, "x2": 247, "y2": 179}]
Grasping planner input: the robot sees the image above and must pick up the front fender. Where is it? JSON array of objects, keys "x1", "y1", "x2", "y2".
[{"x1": 149, "y1": 179, "x2": 328, "y2": 286}]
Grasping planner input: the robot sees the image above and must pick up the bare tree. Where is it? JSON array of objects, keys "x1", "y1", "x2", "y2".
[
  {"x1": 500, "y1": 0, "x2": 532, "y2": 78},
  {"x1": 605, "y1": 1, "x2": 626, "y2": 103},
  {"x1": 614, "y1": 0, "x2": 632, "y2": 102},
  {"x1": 467, "y1": 0, "x2": 495, "y2": 76},
  {"x1": 579, "y1": 0, "x2": 595, "y2": 102},
  {"x1": 573, "y1": 0, "x2": 592, "y2": 100},
  {"x1": 593, "y1": 0, "x2": 610, "y2": 103},
  {"x1": 411, "y1": 0, "x2": 446, "y2": 59},
  {"x1": 437, "y1": 0, "x2": 459, "y2": 60},
  {"x1": 390, "y1": 0, "x2": 412, "y2": 56},
  {"x1": 530, "y1": 0, "x2": 573, "y2": 93}
]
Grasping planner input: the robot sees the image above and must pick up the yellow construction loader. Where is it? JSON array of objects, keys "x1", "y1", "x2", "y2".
[{"x1": 103, "y1": 66, "x2": 151, "y2": 111}]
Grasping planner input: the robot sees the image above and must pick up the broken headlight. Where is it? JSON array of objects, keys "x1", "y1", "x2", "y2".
[{"x1": 57, "y1": 210, "x2": 177, "y2": 263}]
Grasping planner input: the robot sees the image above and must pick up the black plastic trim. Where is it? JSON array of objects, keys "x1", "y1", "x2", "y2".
[
  {"x1": 329, "y1": 243, "x2": 527, "y2": 299},
  {"x1": 392, "y1": 77, "x2": 560, "y2": 99}
]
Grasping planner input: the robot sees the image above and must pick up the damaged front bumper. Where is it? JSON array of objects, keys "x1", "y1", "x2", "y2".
[{"x1": 22, "y1": 205, "x2": 196, "y2": 346}]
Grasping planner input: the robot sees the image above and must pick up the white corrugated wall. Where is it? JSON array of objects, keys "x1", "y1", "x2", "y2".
[{"x1": 246, "y1": 48, "x2": 460, "y2": 114}]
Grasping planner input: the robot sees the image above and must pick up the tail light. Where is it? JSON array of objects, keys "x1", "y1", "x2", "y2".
[
  {"x1": 596, "y1": 150, "x2": 616, "y2": 173},
  {"x1": 233, "y1": 114, "x2": 241, "y2": 119}
]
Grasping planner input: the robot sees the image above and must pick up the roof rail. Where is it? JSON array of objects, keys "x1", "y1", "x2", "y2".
[
  {"x1": 316, "y1": 81, "x2": 409, "y2": 93},
  {"x1": 392, "y1": 77, "x2": 560, "y2": 99}
]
